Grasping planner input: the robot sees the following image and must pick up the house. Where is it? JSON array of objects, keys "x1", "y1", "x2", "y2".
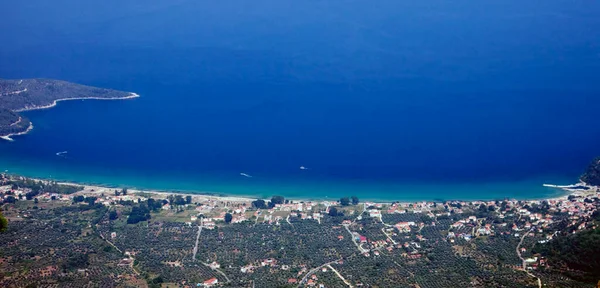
[
  {"x1": 118, "y1": 258, "x2": 133, "y2": 266},
  {"x1": 240, "y1": 265, "x2": 254, "y2": 273},
  {"x1": 368, "y1": 209, "x2": 381, "y2": 218},
  {"x1": 202, "y1": 277, "x2": 219, "y2": 287},
  {"x1": 261, "y1": 258, "x2": 277, "y2": 267},
  {"x1": 359, "y1": 236, "x2": 367, "y2": 243},
  {"x1": 203, "y1": 221, "x2": 216, "y2": 229},
  {"x1": 395, "y1": 222, "x2": 415, "y2": 233}
]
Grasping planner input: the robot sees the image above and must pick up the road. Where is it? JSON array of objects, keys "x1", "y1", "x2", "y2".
[
  {"x1": 343, "y1": 224, "x2": 368, "y2": 253},
  {"x1": 200, "y1": 261, "x2": 231, "y2": 283},
  {"x1": 99, "y1": 232, "x2": 140, "y2": 275},
  {"x1": 381, "y1": 227, "x2": 397, "y2": 245},
  {"x1": 192, "y1": 225, "x2": 202, "y2": 260},
  {"x1": 516, "y1": 230, "x2": 542, "y2": 288},
  {"x1": 297, "y1": 259, "x2": 342, "y2": 287},
  {"x1": 327, "y1": 264, "x2": 353, "y2": 287}
]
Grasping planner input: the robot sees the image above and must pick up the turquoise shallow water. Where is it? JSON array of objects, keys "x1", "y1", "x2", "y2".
[{"x1": 0, "y1": 152, "x2": 574, "y2": 202}]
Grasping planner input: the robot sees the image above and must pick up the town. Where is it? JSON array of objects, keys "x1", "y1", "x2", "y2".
[{"x1": 1, "y1": 174, "x2": 599, "y2": 287}]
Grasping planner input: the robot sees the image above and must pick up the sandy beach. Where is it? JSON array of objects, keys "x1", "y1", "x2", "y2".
[
  {"x1": 57, "y1": 181, "x2": 258, "y2": 204},
  {"x1": 25, "y1": 176, "x2": 583, "y2": 205}
]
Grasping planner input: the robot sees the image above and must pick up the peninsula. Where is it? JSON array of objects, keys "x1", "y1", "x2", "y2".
[{"x1": 0, "y1": 78, "x2": 138, "y2": 140}]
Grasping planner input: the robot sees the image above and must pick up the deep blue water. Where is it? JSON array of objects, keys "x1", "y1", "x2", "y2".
[{"x1": 1, "y1": 0, "x2": 599, "y2": 200}]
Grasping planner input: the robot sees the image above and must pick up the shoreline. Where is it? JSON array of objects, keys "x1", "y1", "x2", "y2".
[
  {"x1": 13, "y1": 92, "x2": 140, "y2": 113},
  {"x1": 1, "y1": 93, "x2": 139, "y2": 141},
  {"x1": 13, "y1": 174, "x2": 581, "y2": 205},
  {"x1": 0, "y1": 122, "x2": 34, "y2": 141}
]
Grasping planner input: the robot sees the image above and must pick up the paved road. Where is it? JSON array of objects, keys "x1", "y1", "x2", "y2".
[
  {"x1": 516, "y1": 230, "x2": 542, "y2": 288},
  {"x1": 192, "y1": 225, "x2": 202, "y2": 260},
  {"x1": 327, "y1": 264, "x2": 353, "y2": 287},
  {"x1": 297, "y1": 259, "x2": 342, "y2": 287},
  {"x1": 343, "y1": 225, "x2": 368, "y2": 253}
]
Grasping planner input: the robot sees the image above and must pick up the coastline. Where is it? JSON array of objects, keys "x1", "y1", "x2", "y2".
[
  {"x1": 13, "y1": 92, "x2": 140, "y2": 113},
  {"x1": 27, "y1": 178, "x2": 261, "y2": 204},
  {"x1": 17, "y1": 174, "x2": 582, "y2": 205},
  {"x1": 0, "y1": 122, "x2": 34, "y2": 142},
  {"x1": 0, "y1": 92, "x2": 139, "y2": 141}
]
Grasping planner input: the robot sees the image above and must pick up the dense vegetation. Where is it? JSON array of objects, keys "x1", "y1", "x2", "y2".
[
  {"x1": 0, "y1": 210, "x2": 7, "y2": 232},
  {"x1": 9, "y1": 178, "x2": 84, "y2": 195},
  {"x1": 0, "y1": 108, "x2": 30, "y2": 136},
  {"x1": 534, "y1": 224, "x2": 600, "y2": 283},
  {"x1": 581, "y1": 157, "x2": 600, "y2": 186},
  {"x1": 0, "y1": 78, "x2": 133, "y2": 111}
]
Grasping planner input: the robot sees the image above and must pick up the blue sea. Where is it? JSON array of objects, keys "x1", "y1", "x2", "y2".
[{"x1": 1, "y1": 0, "x2": 599, "y2": 201}]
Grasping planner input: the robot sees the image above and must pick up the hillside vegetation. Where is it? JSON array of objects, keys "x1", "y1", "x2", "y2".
[{"x1": 581, "y1": 157, "x2": 600, "y2": 186}]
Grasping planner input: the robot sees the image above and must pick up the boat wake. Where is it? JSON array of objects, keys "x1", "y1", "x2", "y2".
[
  {"x1": 240, "y1": 173, "x2": 252, "y2": 178},
  {"x1": 56, "y1": 151, "x2": 68, "y2": 157}
]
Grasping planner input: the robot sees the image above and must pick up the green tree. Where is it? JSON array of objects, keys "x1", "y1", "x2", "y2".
[
  {"x1": 0, "y1": 210, "x2": 8, "y2": 232},
  {"x1": 329, "y1": 207, "x2": 340, "y2": 217},
  {"x1": 127, "y1": 205, "x2": 151, "y2": 224},
  {"x1": 351, "y1": 196, "x2": 359, "y2": 205},
  {"x1": 252, "y1": 199, "x2": 267, "y2": 209},
  {"x1": 34, "y1": 198, "x2": 39, "y2": 204},
  {"x1": 340, "y1": 197, "x2": 350, "y2": 206},
  {"x1": 271, "y1": 195, "x2": 285, "y2": 205},
  {"x1": 185, "y1": 195, "x2": 192, "y2": 204},
  {"x1": 224, "y1": 213, "x2": 233, "y2": 223},
  {"x1": 109, "y1": 210, "x2": 118, "y2": 220},
  {"x1": 84, "y1": 196, "x2": 97, "y2": 206},
  {"x1": 121, "y1": 188, "x2": 128, "y2": 195}
]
